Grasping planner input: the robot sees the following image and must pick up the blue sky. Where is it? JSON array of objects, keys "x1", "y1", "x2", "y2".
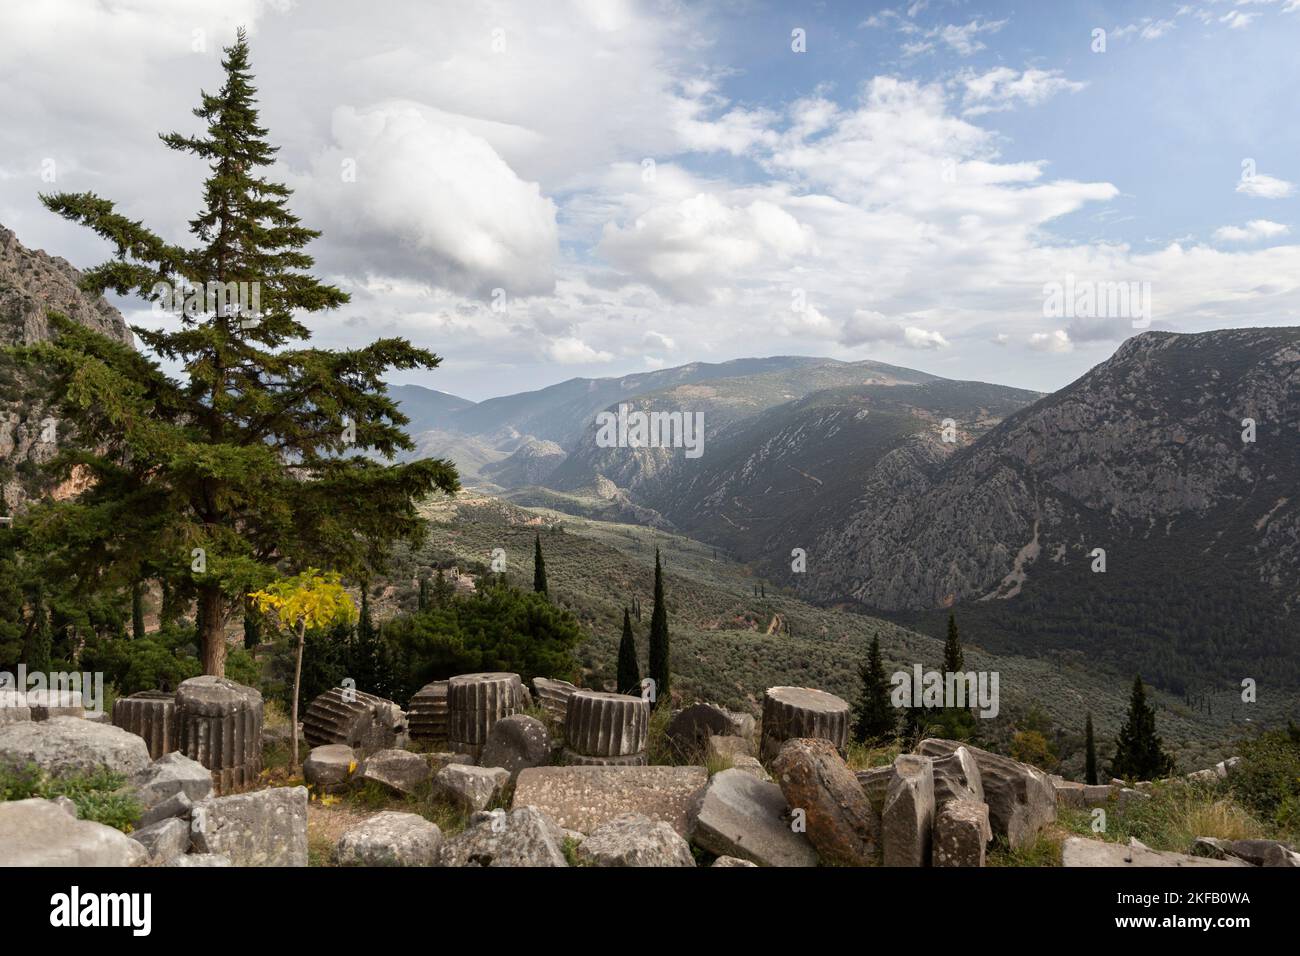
[{"x1": 2, "y1": 0, "x2": 1298, "y2": 400}]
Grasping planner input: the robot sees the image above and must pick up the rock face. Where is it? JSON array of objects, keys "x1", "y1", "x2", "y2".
[
  {"x1": 407, "y1": 681, "x2": 449, "y2": 747},
  {"x1": 303, "y1": 744, "x2": 356, "y2": 794},
  {"x1": 175, "y1": 676, "x2": 263, "y2": 795},
  {"x1": 1062, "y1": 837, "x2": 1251, "y2": 868},
  {"x1": 918, "y1": 739, "x2": 1054, "y2": 849},
  {"x1": 447, "y1": 672, "x2": 524, "y2": 760},
  {"x1": 576, "y1": 813, "x2": 696, "y2": 867},
  {"x1": 770, "y1": 737, "x2": 880, "y2": 866},
  {"x1": 881, "y1": 754, "x2": 935, "y2": 867},
  {"x1": 760, "y1": 686, "x2": 849, "y2": 762},
  {"x1": 0, "y1": 798, "x2": 147, "y2": 867},
  {"x1": 435, "y1": 764, "x2": 509, "y2": 813},
  {"x1": 302, "y1": 686, "x2": 407, "y2": 754},
  {"x1": 562, "y1": 690, "x2": 649, "y2": 765},
  {"x1": 190, "y1": 786, "x2": 308, "y2": 867},
  {"x1": 0, "y1": 716, "x2": 152, "y2": 780},
  {"x1": 933, "y1": 799, "x2": 990, "y2": 867},
  {"x1": 512, "y1": 765, "x2": 707, "y2": 837},
  {"x1": 480, "y1": 714, "x2": 551, "y2": 779},
  {"x1": 531, "y1": 677, "x2": 577, "y2": 723},
  {"x1": 112, "y1": 691, "x2": 178, "y2": 760},
  {"x1": 356, "y1": 748, "x2": 430, "y2": 797},
  {"x1": 692, "y1": 767, "x2": 819, "y2": 867},
  {"x1": 337, "y1": 811, "x2": 443, "y2": 867},
  {"x1": 438, "y1": 805, "x2": 569, "y2": 867}
]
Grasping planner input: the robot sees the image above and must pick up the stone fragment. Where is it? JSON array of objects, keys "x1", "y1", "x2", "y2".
[
  {"x1": 559, "y1": 748, "x2": 647, "y2": 767},
  {"x1": 130, "y1": 817, "x2": 190, "y2": 864},
  {"x1": 691, "y1": 768, "x2": 818, "y2": 867},
  {"x1": 665, "y1": 703, "x2": 738, "y2": 761},
  {"x1": 190, "y1": 786, "x2": 308, "y2": 866},
  {"x1": 425, "y1": 752, "x2": 475, "y2": 772},
  {"x1": 337, "y1": 811, "x2": 443, "y2": 867},
  {"x1": 435, "y1": 763, "x2": 510, "y2": 813},
  {"x1": 137, "y1": 790, "x2": 193, "y2": 829},
  {"x1": 711, "y1": 855, "x2": 758, "y2": 867},
  {"x1": 760, "y1": 686, "x2": 849, "y2": 762},
  {"x1": 531, "y1": 677, "x2": 577, "y2": 723},
  {"x1": 576, "y1": 813, "x2": 696, "y2": 867},
  {"x1": 0, "y1": 798, "x2": 146, "y2": 866},
  {"x1": 52, "y1": 795, "x2": 78, "y2": 817},
  {"x1": 513, "y1": 765, "x2": 707, "y2": 837},
  {"x1": 1221, "y1": 839, "x2": 1300, "y2": 867},
  {"x1": 356, "y1": 748, "x2": 430, "y2": 797},
  {"x1": 480, "y1": 714, "x2": 550, "y2": 779},
  {"x1": 771, "y1": 737, "x2": 880, "y2": 866},
  {"x1": 882, "y1": 754, "x2": 935, "y2": 867},
  {"x1": 408, "y1": 680, "x2": 449, "y2": 747},
  {"x1": 1062, "y1": 836, "x2": 1250, "y2": 867},
  {"x1": 917, "y1": 738, "x2": 1055, "y2": 849},
  {"x1": 175, "y1": 676, "x2": 263, "y2": 795},
  {"x1": 932, "y1": 799, "x2": 989, "y2": 867},
  {"x1": 27, "y1": 688, "x2": 84, "y2": 721},
  {"x1": 303, "y1": 744, "x2": 356, "y2": 794},
  {"x1": 563, "y1": 690, "x2": 648, "y2": 760},
  {"x1": 0, "y1": 716, "x2": 151, "y2": 780},
  {"x1": 447, "y1": 672, "x2": 524, "y2": 760},
  {"x1": 730, "y1": 755, "x2": 771, "y2": 781},
  {"x1": 132, "y1": 751, "x2": 214, "y2": 808},
  {"x1": 165, "y1": 853, "x2": 231, "y2": 867},
  {"x1": 705, "y1": 734, "x2": 754, "y2": 763},
  {"x1": 855, "y1": 765, "x2": 894, "y2": 816},
  {"x1": 302, "y1": 686, "x2": 406, "y2": 754},
  {"x1": 112, "y1": 691, "x2": 178, "y2": 760},
  {"x1": 438, "y1": 805, "x2": 568, "y2": 867}
]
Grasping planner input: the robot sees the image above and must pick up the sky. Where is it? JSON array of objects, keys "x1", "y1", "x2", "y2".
[{"x1": 1, "y1": 0, "x2": 1298, "y2": 401}]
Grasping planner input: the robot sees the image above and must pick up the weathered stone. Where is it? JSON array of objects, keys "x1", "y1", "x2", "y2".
[
  {"x1": 576, "y1": 813, "x2": 696, "y2": 867},
  {"x1": 137, "y1": 790, "x2": 194, "y2": 829},
  {"x1": 132, "y1": 751, "x2": 214, "y2": 808},
  {"x1": 0, "y1": 798, "x2": 146, "y2": 866},
  {"x1": 760, "y1": 686, "x2": 849, "y2": 762},
  {"x1": 771, "y1": 737, "x2": 880, "y2": 866},
  {"x1": 691, "y1": 767, "x2": 819, "y2": 867},
  {"x1": 165, "y1": 853, "x2": 231, "y2": 867},
  {"x1": 438, "y1": 805, "x2": 568, "y2": 867},
  {"x1": 1116, "y1": 787, "x2": 1150, "y2": 810},
  {"x1": 303, "y1": 744, "x2": 356, "y2": 794},
  {"x1": 711, "y1": 855, "x2": 759, "y2": 867},
  {"x1": 563, "y1": 690, "x2": 648, "y2": 759},
  {"x1": 705, "y1": 734, "x2": 754, "y2": 763},
  {"x1": 447, "y1": 672, "x2": 524, "y2": 760},
  {"x1": 1187, "y1": 768, "x2": 1219, "y2": 784},
  {"x1": 1218, "y1": 756, "x2": 1242, "y2": 778},
  {"x1": 435, "y1": 763, "x2": 510, "y2": 812},
  {"x1": 1062, "y1": 836, "x2": 1250, "y2": 867},
  {"x1": 882, "y1": 754, "x2": 935, "y2": 867},
  {"x1": 27, "y1": 688, "x2": 84, "y2": 720},
  {"x1": 1222, "y1": 839, "x2": 1300, "y2": 867},
  {"x1": 190, "y1": 786, "x2": 308, "y2": 866},
  {"x1": 302, "y1": 686, "x2": 406, "y2": 755},
  {"x1": 357, "y1": 748, "x2": 430, "y2": 797},
  {"x1": 130, "y1": 817, "x2": 190, "y2": 864},
  {"x1": 480, "y1": 714, "x2": 550, "y2": 779},
  {"x1": 0, "y1": 689, "x2": 31, "y2": 723},
  {"x1": 425, "y1": 751, "x2": 475, "y2": 772},
  {"x1": 337, "y1": 811, "x2": 443, "y2": 867},
  {"x1": 531, "y1": 677, "x2": 577, "y2": 723},
  {"x1": 665, "y1": 703, "x2": 737, "y2": 760},
  {"x1": 918, "y1": 738, "x2": 1055, "y2": 849},
  {"x1": 112, "y1": 691, "x2": 178, "y2": 759},
  {"x1": 513, "y1": 765, "x2": 707, "y2": 837},
  {"x1": 52, "y1": 795, "x2": 78, "y2": 817},
  {"x1": 932, "y1": 799, "x2": 989, "y2": 867},
  {"x1": 175, "y1": 676, "x2": 263, "y2": 795},
  {"x1": 856, "y1": 765, "x2": 895, "y2": 816},
  {"x1": 559, "y1": 748, "x2": 647, "y2": 767},
  {"x1": 731, "y1": 755, "x2": 771, "y2": 781},
  {"x1": 931, "y1": 746, "x2": 985, "y2": 808},
  {"x1": 0, "y1": 715, "x2": 151, "y2": 780},
  {"x1": 408, "y1": 681, "x2": 449, "y2": 747}
]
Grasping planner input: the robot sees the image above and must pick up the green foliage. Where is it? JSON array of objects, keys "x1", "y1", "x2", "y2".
[
  {"x1": 533, "y1": 534, "x2": 548, "y2": 596},
  {"x1": 80, "y1": 624, "x2": 202, "y2": 695},
  {"x1": 0, "y1": 763, "x2": 140, "y2": 832},
  {"x1": 1230, "y1": 726, "x2": 1300, "y2": 835},
  {"x1": 1112, "y1": 675, "x2": 1175, "y2": 781},
  {"x1": 1085, "y1": 712, "x2": 1098, "y2": 785},
  {"x1": 1010, "y1": 730, "x2": 1057, "y2": 770},
  {"x1": 648, "y1": 548, "x2": 670, "y2": 706},
  {"x1": 942, "y1": 612, "x2": 963, "y2": 673},
  {"x1": 616, "y1": 607, "x2": 639, "y2": 695},
  {"x1": 223, "y1": 646, "x2": 261, "y2": 688},
  {"x1": 852, "y1": 635, "x2": 895, "y2": 743}
]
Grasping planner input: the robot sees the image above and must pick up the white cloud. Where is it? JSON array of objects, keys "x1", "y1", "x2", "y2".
[
  {"x1": 1220, "y1": 10, "x2": 1259, "y2": 29},
  {"x1": 548, "y1": 336, "x2": 614, "y2": 364},
  {"x1": 937, "y1": 19, "x2": 1008, "y2": 56},
  {"x1": 1236, "y1": 173, "x2": 1296, "y2": 199},
  {"x1": 1213, "y1": 219, "x2": 1290, "y2": 242},
  {"x1": 1029, "y1": 330, "x2": 1073, "y2": 352},
  {"x1": 959, "y1": 67, "x2": 1086, "y2": 116}
]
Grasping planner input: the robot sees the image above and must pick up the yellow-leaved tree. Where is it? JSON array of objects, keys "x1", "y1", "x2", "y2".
[{"x1": 249, "y1": 569, "x2": 357, "y2": 767}]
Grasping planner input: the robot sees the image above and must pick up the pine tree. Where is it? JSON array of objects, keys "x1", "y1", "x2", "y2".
[
  {"x1": 1111, "y1": 675, "x2": 1174, "y2": 781},
  {"x1": 131, "y1": 580, "x2": 146, "y2": 640},
  {"x1": 935, "y1": 612, "x2": 978, "y2": 740},
  {"x1": 20, "y1": 30, "x2": 457, "y2": 675},
  {"x1": 1084, "y1": 711, "x2": 1098, "y2": 785},
  {"x1": 647, "y1": 547, "x2": 669, "y2": 706},
  {"x1": 617, "y1": 607, "x2": 639, "y2": 695},
  {"x1": 533, "y1": 534, "x2": 548, "y2": 596},
  {"x1": 852, "y1": 635, "x2": 895, "y2": 742}
]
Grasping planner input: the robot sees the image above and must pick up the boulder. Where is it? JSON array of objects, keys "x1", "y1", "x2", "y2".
[
  {"x1": 730, "y1": 755, "x2": 771, "y2": 781},
  {"x1": 760, "y1": 686, "x2": 849, "y2": 762},
  {"x1": 132, "y1": 751, "x2": 214, "y2": 809},
  {"x1": 770, "y1": 737, "x2": 880, "y2": 866},
  {"x1": 918, "y1": 738, "x2": 1055, "y2": 849},
  {"x1": 882, "y1": 754, "x2": 935, "y2": 867},
  {"x1": 1217, "y1": 756, "x2": 1242, "y2": 778},
  {"x1": 137, "y1": 790, "x2": 194, "y2": 829},
  {"x1": 665, "y1": 703, "x2": 738, "y2": 760},
  {"x1": 576, "y1": 813, "x2": 696, "y2": 867},
  {"x1": 0, "y1": 716, "x2": 151, "y2": 780},
  {"x1": 479, "y1": 714, "x2": 551, "y2": 779},
  {"x1": 190, "y1": 786, "x2": 308, "y2": 866},
  {"x1": 512, "y1": 765, "x2": 707, "y2": 837},
  {"x1": 691, "y1": 767, "x2": 818, "y2": 867},
  {"x1": 705, "y1": 734, "x2": 754, "y2": 763},
  {"x1": 130, "y1": 817, "x2": 190, "y2": 864},
  {"x1": 0, "y1": 689, "x2": 31, "y2": 723},
  {"x1": 711, "y1": 855, "x2": 758, "y2": 867},
  {"x1": 439, "y1": 805, "x2": 568, "y2": 867},
  {"x1": 0, "y1": 798, "x2": 146, "y2": 866},
  {"x1": 337, "y1": 811, "x2": 443, "y2": 867},
  {"x1": 1062, "y1": 836, "x2": 1250, "y2": 867},
  {"x1": 932, "y1": 799, "x2": 989, "y2": 867},
  {"x1": 165, "y1": 853, "x2": 231, "y2": 867},
  {"x1": 356, "y1": 748, "x2": 429, "y2": 797},
  {"x1": 1221, "y1": 839, "x2": 1300, "y2": 868},
  {"x1": 425, "y1": 752, "x2": 475, "y2": 772},
  {"x1": 434, "y1": 764, "x2": 510, "y2": 813},
  {"x1": 27, "y1": 688, "x2": 84, "y2": 720},
  {"x1": 303, "y1": 744, "x2": 356, "y2": 794}
]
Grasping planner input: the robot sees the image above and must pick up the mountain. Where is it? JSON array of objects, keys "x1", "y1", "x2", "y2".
[
  {"x1": 0, "y1": 224, "x2": 135, "y2": 511},
  {"x1": 386, "y1": 384, "x2": 475, "y2": 436}
]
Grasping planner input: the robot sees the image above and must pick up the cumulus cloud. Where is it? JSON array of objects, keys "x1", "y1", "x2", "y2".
[
  {"x1": 1029, "y1": 330, "x2": 1073, "y2": 352},
  {"x1": 1213, "y1": 220, "x2": 1290, "y2": 243},
  {"x1": 840, "y1": 310, "x2": 948, "y2": 349},
  {"x1": 958, "y1": 67, "x2": 1086, "y2": 116},
  {"x1": 548, "y1": 336, "x2": 613, "y2": 364},
  {"x1": 1236, "y1": 173, "x2": 1296, "y2": 199}
]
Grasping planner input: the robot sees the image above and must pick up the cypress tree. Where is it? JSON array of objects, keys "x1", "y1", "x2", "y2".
[
  {"x1": 942, "y1": 612, "x2": 964, "y2": 673},
  {"x1": 242, "y1": 594, "x2": 261, "y2": 651},
  {"x1": 1084, "y1": 711, "x2": 1098, "y2": 785},
  {"x1": 21, "y1": 29, "x2": 456, "y2": 676},
  {"x1": 852, "y1": 635, "x2": 895, "y2": 742},
  {"x1": 23, "y1": 585, "x2": 52, "y2": 673},
  {"x1": 418, "y1": 576, "x2": 430, "y2": 611},
  {"x1": 432, "y1": 567, "x2": 453, "y2": 606},
  {"x1": 617, "y1": 607, "x2": 639, "y2": 695},
  {"x1": 533, "y1": 534, "x2": 548, "y2": 595},
  {"x1": 131, "y1": 579, "x2": 146, "y2": 640},
  {"x1": 1111, "y1": 675, "x2": 1174, "y2": 780},
  {"x1": 647, "y1": 547, "x2": 669, "y2": 706}
]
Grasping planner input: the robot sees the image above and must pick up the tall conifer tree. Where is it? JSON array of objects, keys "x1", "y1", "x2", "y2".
[
  {"x1": 852, "y1": 635, "x2": 895, "y2": 742},
  {"x1": 647, "y1": 547, "x2": 669, "y2": 706},
  {"x1": 1111, "y1": 675, "x2": 1174, "y2": 780},
  {"x1": 617, "y1": 607, "x2": 639, "y2": 695},
  {"x1": 533, "y1": 534, "x2": 548, "y2": 595},
  {"x1": 1084, "y1": 711, "x2": 1098, "y2": 785}
]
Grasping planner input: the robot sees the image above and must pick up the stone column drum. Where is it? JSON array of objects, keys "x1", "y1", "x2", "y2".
[
  {"x1": 561, "y1": 690, "x2": 649, "y2": 766},
  {"x1": 303, "y1": 686, "x2": 407, "y2": 754},
  {"x1": 408, "y1": 681, "x2": 449, "y2": 747},
  {"x1": 447, "y1": 672, "x2": 524, "y2": 760},
  {"x1": 112, "y1": 690, "x2": 178, "y2": 760},
  {"x1": 175, "y1": 676, "x2": 263, "y2": 795},
  {"x1": 760, "y1": 686, "x2": 849, "y2": 762},
  {"x1": 531, "y1": 677, "x2": 577, "y2": 723}
]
